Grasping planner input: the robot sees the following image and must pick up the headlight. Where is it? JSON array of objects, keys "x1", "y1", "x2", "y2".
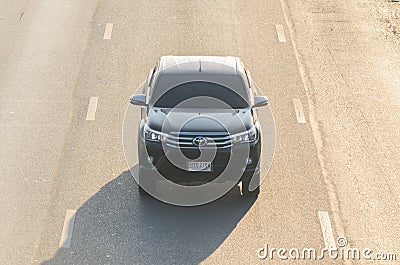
[
  {"x1": 144, "y1": 124, "x2": 165, "y2": 142},
  {"x1": 231, "y1": 127, "x2": 257, "y2": 143}
]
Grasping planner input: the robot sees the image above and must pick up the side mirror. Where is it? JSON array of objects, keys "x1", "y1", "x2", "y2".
[
  {"x1": 253, "y1": 96, "x2": 268, "y2": 108},
  {"x1": 130, "y1": 94, "x2": 147, "y2": 106}
]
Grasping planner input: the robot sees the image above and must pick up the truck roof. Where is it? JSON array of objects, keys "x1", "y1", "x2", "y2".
[{"x1": 158, "y1": 56, "x2": 242, "y2": 75}]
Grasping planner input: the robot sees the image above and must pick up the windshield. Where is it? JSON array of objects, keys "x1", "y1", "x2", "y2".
[{"x1": 153, "y1": 81, "x2": 250, "y2": 109}]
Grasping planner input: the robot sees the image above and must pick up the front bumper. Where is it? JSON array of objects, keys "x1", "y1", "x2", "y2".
[{"x1": 138, "y1": 138, "x2": 261, "y2": 184}]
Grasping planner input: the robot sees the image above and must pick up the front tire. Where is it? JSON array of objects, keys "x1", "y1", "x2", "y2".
[
  {"x1": 138, "y1": 168, "x2": 155, "y2": 196},
  {"x1": 242, "y1": 173, "x2": 260, "y2": 197},
  {"x1": 138, "y1": 185, "x2": 149, "y2": 196}
]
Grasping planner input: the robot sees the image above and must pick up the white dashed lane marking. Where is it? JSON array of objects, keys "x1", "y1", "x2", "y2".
[
  {"x1": 318, "y1": 211, "x2": 337, "y2": 250},
  {"x1": 275, "y1": 24, "x2": 287, "y2": 42},
  {"x1": 59, "y1": 210, "x2": 77, "y2": 248},
  {"x1": 86, "y1": 97, "x2": 98, "y2": 121},
  {"x1": 103, "y1": 23, "x2": 114, "y2": 40},
  {"x1": 292, "y1": 99, "x2": 307, "y2": 123}
]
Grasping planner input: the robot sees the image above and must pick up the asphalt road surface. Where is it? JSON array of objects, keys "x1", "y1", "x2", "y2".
[{"x1": 1, "y1": 0, "x2": 400, "y2": 264}]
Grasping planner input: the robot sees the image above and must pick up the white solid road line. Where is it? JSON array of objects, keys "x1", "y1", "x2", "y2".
[
  {"x1": 59, "y1": 210, "x2": 77, "y2": 248},
  {"x1": 292, "y1": 99, "x2": 306, "y2": 123},
  {"x1": 103, "y1": 23, "x2": 114, "y2": 40},
  {"x1": 86, "y1": 97, "x2": 99, "y2": 121},
  {"x1": 318, "y1": 211, "x2": 337, "y2": 250},
  {"x1": 275, "y1": 24, "x2": 287, "y2": 42}
]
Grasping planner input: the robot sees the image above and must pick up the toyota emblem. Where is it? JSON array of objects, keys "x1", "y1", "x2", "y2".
[{"x1": 192, "y1": 136, "x2": 207, "y2": 147}]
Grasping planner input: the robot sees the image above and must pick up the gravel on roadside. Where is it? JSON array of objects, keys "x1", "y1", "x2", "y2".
[{"x1": 372, "y1": 0, "x2": 400, "y2": 44}]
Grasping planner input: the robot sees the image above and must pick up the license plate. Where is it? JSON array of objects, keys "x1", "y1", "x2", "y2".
[{"x1": 187, "y1": 161, "x2": 212, "y2": 172}]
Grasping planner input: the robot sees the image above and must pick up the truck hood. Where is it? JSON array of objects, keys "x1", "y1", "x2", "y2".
[{"x1": 147, "y1": 107, "x2": 254, "y2": 134}]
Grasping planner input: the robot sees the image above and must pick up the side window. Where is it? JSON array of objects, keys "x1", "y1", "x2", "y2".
[
  {"x1": 150, "y1": 63, "x2": 158, "y2": 87},
  {"x1": 141, "y1": 66, "x2": 156, "y2": 104},
  {"x1": 245, "y1": 69, "x2": 254, "y2": 98},
  {"x1": 147, "y1": 64, "x2": 158, "y2": 100},
  {"x1": 241, "y1": 62, "x2": 249, "y2": 88}
]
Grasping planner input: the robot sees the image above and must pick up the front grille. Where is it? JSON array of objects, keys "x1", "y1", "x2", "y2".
[{"x1": 163, "y1": 131, "x2": 232, "y2": 149}]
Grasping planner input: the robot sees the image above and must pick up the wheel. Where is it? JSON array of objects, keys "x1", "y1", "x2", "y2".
[
  {"x1": 242, "y1": 173, "x2": 260, "y2": 197},
  {"x1": 138, "y1": 167, "x2": 156, "y2": 197},
  {"x1": 138, "y1": 185, "x2": 149, "y2": 196}
]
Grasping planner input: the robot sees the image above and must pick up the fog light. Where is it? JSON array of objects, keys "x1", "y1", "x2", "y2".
[
  {"x1": 246, "y1": 157, "x2": 253, "y2": 165},
  {"x1": 147, "y1": 156, "x2": 154, "y2": 163}
]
